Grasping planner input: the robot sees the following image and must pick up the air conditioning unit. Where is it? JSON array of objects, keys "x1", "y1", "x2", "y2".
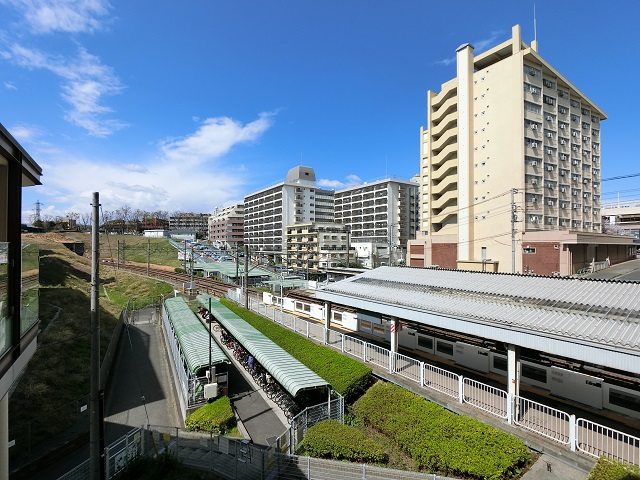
[
  {"x1": 532, "y1": 123, "x2": 538, "y2": 130},
  {"x1": 560, "y1": 140, "x2": 567, "y2": 145},
  {"x1": 547, "y1": 218, "x2": 554, "y2": 224},
  {"x1": 560, "y1": 171, "x2": 566, "y2": 176},
  {"x1": 531, "y1": 161, "x2": 538, "y2": 166},
  {"x1": 561, "y1": 154, "x2": 567, "y2": 160},
  {"x1": 546, "y1": 115, "x2": 553, "y2": 121},
  {"x1": 561, "y1": 221, "x2": 568, "y2": 226},
  {"x1": 547, "y1": 165, "x2": 553, "y2": 171},
  {"x1": 531, "y1": 142, "x2": 538, "y2": 148},
  {"x1": 583, "y1": 136, "x2": 588, "y2": 141},
  {"x1": 573, "y1": 160, "x2": 579, "y2": 165},
  {"x1": 573, "y1": 146, "x2": 579, "y2": 151},
  {"x1": 532, "y1": 197, "x2": 538, "y2": 202},
  {"x1": 531, "y1": 178, "x2": 538, "y2": 185},
  {"x1": 583, "y1": 179, "x2": 589, "y2": 184},
  {"x1": 561, "y1": 202, "x2": 567, "y2": 208},
  {"x1": 573, "y1": 191, "x2": 578, "y2": 196},
  {"x1": 548, "y1": 200, "x2": 554, "y2": 206},
  {"x1": 547, "y1": 133, "x2": 553, "y2": 138},
  {"x1": 584, "y1": 193, "x2": 589, "y2": 198},
  {"x1": 531, "y1": 216, "x2": 539, "y2": 223},
  {"x1": 547, "y1": 149, "x2": 553, "y2": 155},
  {"x1": 560, "y1": 124, "x2": 566, "y2": 129},
  {"x1": 531, "y1": 88, "x2": 538, "y2": 94},
  {"x1": 561, "y1": 187, "x2": 566, "y2": 192},
  {"x1": 572, "y1": 132, "x2": 578, "y2": 137},
  {"x1": 573, "y1": 175, "x2": 579, "y2": 180}
]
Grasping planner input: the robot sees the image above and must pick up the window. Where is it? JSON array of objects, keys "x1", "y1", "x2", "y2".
[
  {"x1": 524, "y1": 101, "x2": 541, "y2": 114},
  {"x1": 543, "y1": 95, "x2": 556, "y2": 106},
  {"x1": 493, "y1": 356, "x2": 508, "y2": 371},
  {"x1": 522, "y1": 364, "x2": 547, "y2": 383},
  {"x1": 609, "y1": 389, "x2": 640, "y2": 411},
  {"x1": 417, "y1": 335, "x2": 433, "y2": 350},
  {"x1": 523, "y1": 246, "x2": 536, "y2": 254},
  {"x1": 436, "y1": 340, "x2": 454, "y2": 356}
]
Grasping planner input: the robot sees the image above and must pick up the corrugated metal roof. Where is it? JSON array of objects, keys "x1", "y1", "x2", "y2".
[
  {"x1": 164, "y1": 296, "x2": 230, "y2": 374},
  {"x1": 197, "y1": 294, "x2": 328, "y2": 396},
  {"x1": 318, "y1": 267, "x2": 640, "y2": 352}
]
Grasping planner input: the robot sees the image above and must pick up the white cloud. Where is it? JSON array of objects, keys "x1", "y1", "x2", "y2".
[
  {"x1": 161, "y1": 112, "x2": 275, "y2": 164},
  {"x1": 27, "y1": 112, "x2": 275, "y2": 215},
  {"x1": 434, "y1": 29, "x2": 505, "y2": 66},
  {"x1": 7, "y1": 123, "x2": 41, "y2": 142},
  {"x1": 4, "y1": 80, "x2": 17, "y2": 89},
  {"x1": 3, "y1": 44, "x2": 126, "y2": 136},
  {"x1": 317, "y1": 174, "x2": 362, "y2": 190},
  {"x1": 0, "y1": 0, "x2": 111, "y2": 34}
]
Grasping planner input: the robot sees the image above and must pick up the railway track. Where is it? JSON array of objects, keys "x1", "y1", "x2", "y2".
[{"x1": 101, "y1": 260, "x2": 261, "y2": 299}]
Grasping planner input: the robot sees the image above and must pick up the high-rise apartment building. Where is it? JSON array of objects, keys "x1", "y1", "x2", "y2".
[
  {"x1": 169, "y1": 212, "x2": 210, "y2": 237},
  {"x1": 244, "y1": 166, "x2": 334, "y2": 258},
  {"x1": 209, "y1": 204, "x2": 244, "y2": 249},
  {"x1": 334, "y1": 177, "x2": 420, "y2": 265},
  {"x1": 408, "y1": 25, "x2": 635, "y2": 275}
]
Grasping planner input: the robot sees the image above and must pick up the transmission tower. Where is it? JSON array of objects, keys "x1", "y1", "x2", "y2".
[{"x1": 34, "y1": 200, "x2": 43, "y2": 223}]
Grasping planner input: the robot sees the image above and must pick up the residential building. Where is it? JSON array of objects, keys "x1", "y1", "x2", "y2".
[
  {"x1": 408, "y1": 25, "x2": 636, "y2": 275},
  {"x1": 169, "y1": 212, "x2": 210, "y2": 237},
  {"x1": 334, "y1": 177, "x2": 419, "y2": 266},
  {"x1": 285, "y1": 222, "x2": 350, "y2": 274},
  {"x1": 602, "y1": 201, "x2": 640, "y2": 239},
  {"x1": 209, "y1": 204, "x2": 244, "y2": 249},
  {"x1": 1, "y1": 123, "x2": 42, "y2": 479},
  {"x1": 244, "y1": 166, "x2": 334, "y2": 260}
]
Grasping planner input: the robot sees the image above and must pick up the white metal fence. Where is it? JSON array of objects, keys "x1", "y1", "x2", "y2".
[{"x1": 229, "y1": 290, "x2": 640, "y2": 467}]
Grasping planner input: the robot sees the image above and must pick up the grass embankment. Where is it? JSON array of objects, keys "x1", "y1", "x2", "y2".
[
  {"x1": 10, "y1": 235, "x2": 174, "y2": 460},
  {"x1": 63, "y1": 232, "x2": 184, "y2": 269},
  {"x1": 219, "y1": 298, "x2": 372, "y2": 401}
]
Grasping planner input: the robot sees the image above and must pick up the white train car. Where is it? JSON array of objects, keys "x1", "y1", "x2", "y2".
[{"x1": 261, "y1": 293, "x2": 640, "y2": 420}]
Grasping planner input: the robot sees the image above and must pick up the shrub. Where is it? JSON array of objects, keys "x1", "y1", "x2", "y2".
[
  {"x1": 185, "y1": 396, "x2": 235, "y2": 434},
  {"x1": 353, "y1": 382, "x2": 530, "y2": 479},
  {"x1": 301, "y1": 420, "x2": 387, "y2": 464},
  {"x1": 220, "y1": 299, "x2": 372, "y2": 401},
  {"x1": 588, "y1": 457, "x2": 640, "y2": 480}
]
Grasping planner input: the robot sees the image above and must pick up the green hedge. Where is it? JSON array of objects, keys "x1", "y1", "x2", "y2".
[
  {"x1": 588, "y1": 457, "x2": 640, "y2": 480},
  {"x1": 185, "y1": 396, "x2": 235, "y2": 434},
  {"x1": 353, "y1": 382, "x2": 530, "y2": 479},
  {"x1": 220, "y1": 299, "x2": 372, "y2": 401},
  {"x1": 300, "y1": 420, "x2": 387, "y2": 463}
]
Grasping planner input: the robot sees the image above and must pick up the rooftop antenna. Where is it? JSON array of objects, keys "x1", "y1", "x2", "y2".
[{"x1": 533, "y1": 0, "x2": 537, "y2": 43}]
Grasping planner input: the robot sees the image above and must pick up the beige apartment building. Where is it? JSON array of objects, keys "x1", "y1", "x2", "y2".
[
  {"x1": 209, "y1": 203, "x2": 244, "y2": 249},
  {"x1": 285, "y1": 222, "x2": 350, "y2": 275},
  {"x1": 408, "y1": 25, "x2": 636, "y2": 276}
]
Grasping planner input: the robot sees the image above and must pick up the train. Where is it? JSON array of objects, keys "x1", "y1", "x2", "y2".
[{"x1": 262, "y1": 292, "x2": 640, "y2": 422}]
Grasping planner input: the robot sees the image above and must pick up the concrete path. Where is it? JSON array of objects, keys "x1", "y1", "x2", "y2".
[
  {"x1": 522, "y1": 454, "x2": 589, "y2": 480},
  {"x1": 584, "y1": 257, "x2": 640, "y2": 281}
]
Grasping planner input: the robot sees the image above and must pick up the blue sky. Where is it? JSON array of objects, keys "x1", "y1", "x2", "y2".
[{"x1": 1, "y1": 1, "x2": 639, "y2": 222}]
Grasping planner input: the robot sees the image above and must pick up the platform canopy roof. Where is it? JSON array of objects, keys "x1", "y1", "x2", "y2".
[
  {"x1": 164, "y1": 296, "x2": 230, "y2": 374},
  {"x1": 197, "y1": 294, "x2": 328, "y2": 396}
]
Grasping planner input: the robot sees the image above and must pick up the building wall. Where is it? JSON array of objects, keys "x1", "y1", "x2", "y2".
[{"x1": 415, "y1": 24, "x2": 608, "y2": 275}]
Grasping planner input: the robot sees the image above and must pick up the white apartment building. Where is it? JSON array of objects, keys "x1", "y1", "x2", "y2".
[
  {"x1": 334, "y1": 177, "x2": 420, "y2": 266},
  {"x1": 209, "y1": 204, "x2": 244, "y2": 249},
  {"x1": 408, "y1": 25, "x2": 636, "y2": 276},
  {"x1": 244, "y1": 166, "x2": 334, "y2": 258}
]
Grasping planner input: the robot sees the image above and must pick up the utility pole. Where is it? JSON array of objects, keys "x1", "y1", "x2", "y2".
[
  {"x1": 90, "y1": 192, "x2": 103, "y2": 480},
  {"x1": 116, "y1": 240, "x2": 119, "y2": 270},
  {"x1": 511, "y1": 188, "x2": 518, "y2": 274},
  {"x1": 147, "y1": 238, "x2": 150, "y2": 277},
  {"x1": 346, "y1": 226, "x2": 351, "y2": 268},
  {"x1": 244, "y1": 244, "x2": 249, "y2": 309}
]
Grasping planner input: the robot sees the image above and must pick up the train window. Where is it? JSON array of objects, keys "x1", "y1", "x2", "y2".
[
  {"x1": 418, "y1": 336, "x2": 433, "y2": 350},
  {"x1": 360, "y1": 320, "x2": 372, "y2": 331},
  {"x1": 493, "y1": 356, "x2": 508, "y2": 371},
  {"x1": 522, "y1": 364, "x2": 547, "y2": 383},
  {"x1": 332, "y1": 312, "x2": 343, "y2": 323},
  {"x1": 303, "y1": 304, "x2": 311, "y2": 313},
  {"x1": 295, "y1": 302, "x2": 303, "y2": 310},
  {"x1": 436, "y1": 340, "x2": 454, "y2": 356},
  {"x1": 373, "y1": 324, "x2": 385, "y2": 335},
  {"x1": 609, "y1": 389, "x2": 640, "y2": 411}
]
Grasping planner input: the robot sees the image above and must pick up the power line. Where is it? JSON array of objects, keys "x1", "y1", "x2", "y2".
[{"x1": 601, "y1": 172, "x2": 640, "y2": 182}]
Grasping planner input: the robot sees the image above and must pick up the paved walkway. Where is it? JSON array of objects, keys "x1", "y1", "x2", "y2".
[{"x1": 585, "y1": 257, "x2": 640, "y2": 281}]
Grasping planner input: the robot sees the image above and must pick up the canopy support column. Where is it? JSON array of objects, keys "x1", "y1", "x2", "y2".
[
  {"x1": 507, "y1": 343, "x2": 521, "y2": 397},
  {"x1": 390, "y1": 317, "x2": 399, "y2": 354},
  {"x1": 324, "y1": 301, "x2": 332, "y2": 344}
]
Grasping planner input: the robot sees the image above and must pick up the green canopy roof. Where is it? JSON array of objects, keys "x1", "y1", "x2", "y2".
[
  {"x1": 197, "y1": 294, "x2": 328, "y2": 396},
  {"x1": 164, "y1": 296, "x2": 230, "y2": 374}
]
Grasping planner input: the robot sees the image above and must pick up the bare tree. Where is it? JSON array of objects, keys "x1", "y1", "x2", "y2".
[{"x1": 80, "y1": 212, "x2": 92, "y2": 231}]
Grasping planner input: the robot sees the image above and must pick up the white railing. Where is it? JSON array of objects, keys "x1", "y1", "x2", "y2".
[
  {"x1": 423, "y1": 363, "x2": 460, "y2": 400},
  {"x1": 514, "y1": 396, "x2": 571, "y2": 445},
  {"x1": 365, "y1": 342, "x2": 391, "y2": 370},
  {"x1": 393, "y1": 352, "x2": 421, "y2": 384},
  {"x1": 577, "y1": 418, "x2": 640, "y2": 465},
  {"x1": 343, "y1": 335, "x2": 365, "y2": 360},
  {"x1": 463, "y1": 378, "x2": 508, "y2": 419},
  {"x1": 231, "y1": 292, "x2": 640, "y2": 467}
]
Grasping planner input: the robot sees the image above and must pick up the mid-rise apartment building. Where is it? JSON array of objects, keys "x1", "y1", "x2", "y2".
[
  {"x1": 244, "y1": 166, "x2": 334, "y2": 258},
  {"x1": 1, "y1": 123, "x2": 42, "y2": 479},
  {"x1": 285, "y1": 222, "x2": 349, "y2": 274},
  {"x1": 334, "y1": 177, "x2": 419, "y2": 265},
  {"x1": 209, "y1": 204, "x2": 244, "y2": 248},
  {"x1": 408, "y1": 25, "x2": 635, "y2": 275},
  {"x1": 169, "y1": 212, "x2": 210, "y2": 237}
]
